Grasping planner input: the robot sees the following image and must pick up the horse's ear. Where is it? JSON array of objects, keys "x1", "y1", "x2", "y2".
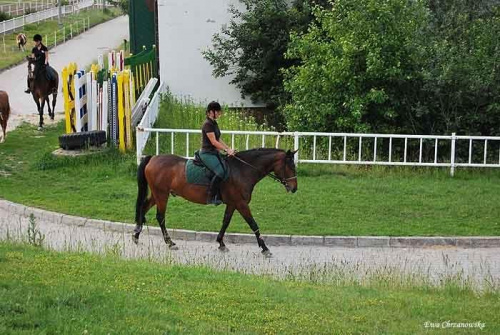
[{"x1": 286, "y1": 149, "x2": 298, "y2": 157}]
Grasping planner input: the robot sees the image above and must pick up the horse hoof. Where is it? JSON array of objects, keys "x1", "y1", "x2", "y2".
[
  {"x1": 37, "y1": 126, "x2": 43, "y2": 131},
  {"x1": 262, "y1": 250, "x2": 273, "y2": 258},
  {"x1": 132, "y1": 235, "x2": 139, "y2": 245},
  {"x1": 218, "y1": 246, "x2": 229, "y2": 252},
  {"x1": 169, "y1": 244, "x2": 178, "y2": 251}
]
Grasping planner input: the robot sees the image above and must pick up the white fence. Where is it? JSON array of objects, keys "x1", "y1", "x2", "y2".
[
  {"x1": 1, "y1": 0, "x2": 94, "y2": 35},
  {"x1": 135, "y1": 125, "x2": 500, "y2": 175},
  {"x1": 136, "y1": 81, "x2": 165, "y2": 164},
  {"x1": 0, "y1": 1, "x2": 56, "y2": 17}
]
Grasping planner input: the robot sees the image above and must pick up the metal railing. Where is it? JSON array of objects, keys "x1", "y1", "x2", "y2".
[
  {"x1": 0, "y1": 1, "x2": 56, "y2": 17},
  {"x1": 1, "y1": 0, "x2": 94, "y2": 35},
  {"x1": 135, "y1": 126, "x2": 500, "y2": 175}
]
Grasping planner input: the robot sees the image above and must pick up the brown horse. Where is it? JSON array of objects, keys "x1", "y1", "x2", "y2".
[
  {"x1": 134, "y1": 148, "x2": 298, "y2": 257},
  {"x1": 27, "y1": 57, "x2": 58, "y2": 130},
  {"x1": 0, "y1": 90, "x2": 10, "y2": 143},
  {"x1": 16, "y1": 33, "x2": 27, "y2": 51}
]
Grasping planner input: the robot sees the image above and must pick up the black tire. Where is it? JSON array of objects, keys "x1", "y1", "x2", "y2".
[{"x1": 59, "y1": 130, "x2": 107, "y2": 150}]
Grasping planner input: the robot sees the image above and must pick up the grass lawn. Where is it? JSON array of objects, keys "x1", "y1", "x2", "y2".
[
  {"x1": 0, "y1": 242, "x2": 498, "y2": 334},
  {"x1": 0, "y1": 8, "x2": 121, "y2": 70},
  {"x1": 1, "y1": 122, "x2": 500, "y2": 236}
]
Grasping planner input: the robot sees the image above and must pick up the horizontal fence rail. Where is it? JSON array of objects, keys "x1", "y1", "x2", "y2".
[{"x1": 135, "y1": 126, "x2": 500, "y2": 175}]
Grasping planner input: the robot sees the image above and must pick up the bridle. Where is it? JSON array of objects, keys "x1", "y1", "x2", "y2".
[{"x1": 232, "y1": 154, "x2": 297, "y2": 187}]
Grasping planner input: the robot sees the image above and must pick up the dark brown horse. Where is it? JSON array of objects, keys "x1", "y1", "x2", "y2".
[
  {"x1": 0, "y1": 90, "x2": 10, "y2": 143},
  {"x1": 134, "y1": 148, "x2": 298, "y2": 257},
  {"x1": 27, "y1": 57, "x2": 58, "y2": 130}
]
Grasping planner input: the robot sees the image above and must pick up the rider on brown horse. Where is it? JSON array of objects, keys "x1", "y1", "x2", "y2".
[
  {"x1": 25, "y1": 34, "x2": 57, "y2": 94},
  {"x1": 199, "y1": 101, "x2": 236, "y2": 205}
]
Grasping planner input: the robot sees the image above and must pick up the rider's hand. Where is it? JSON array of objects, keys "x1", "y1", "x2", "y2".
[{"x1": 226, "y1": 148, "x2": 236, "y2": 156}]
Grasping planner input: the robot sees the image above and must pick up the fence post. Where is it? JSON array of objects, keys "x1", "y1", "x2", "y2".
[
  {"x1": 294, "y1": 132, "x2": 299, "y2": 165},
  {"x1": 54, "y1": 30, "x2": 56, "y2": 46},
  {"x1": 70, "y1": 24, "x2": 72, "y2": 38},
  {"x1": 450, "y1": 132, "x2": 456, "y2": 177},
  {"x1": 63, "y1": 26, "x2": 65, "y2": 42}
]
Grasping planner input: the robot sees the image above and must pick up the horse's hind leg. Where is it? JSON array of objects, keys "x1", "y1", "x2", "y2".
[
  {"x1": 155, "y1": 194, "x2": 177, "y2": 249},
  {"x1": 133, "y1": 196, "x2": 155, "y2": 243}
]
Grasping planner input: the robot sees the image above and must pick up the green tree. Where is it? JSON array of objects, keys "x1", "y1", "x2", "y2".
[
  {"x1": 283, "y1": 0, "x2": 430, "y2": 133},
  {"x1": 203, "y1": 0, "x2": 330, "y2": 109}
]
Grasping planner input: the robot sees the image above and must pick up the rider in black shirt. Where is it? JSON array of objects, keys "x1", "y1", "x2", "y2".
[{"x1": 25, "y1": 34, "x2": 50, "y2": 94}]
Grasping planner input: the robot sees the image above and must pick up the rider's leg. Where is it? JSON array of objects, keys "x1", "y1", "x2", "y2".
[
  {"x1": 208, "y1": 175, "x2": 223, "y2": 205},
  {"x1": 25, "y1": 77, "x2": 30, "y2": 94}
]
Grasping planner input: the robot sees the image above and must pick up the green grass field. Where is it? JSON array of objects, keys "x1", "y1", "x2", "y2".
[
  {"x1": 1, "y1": 121, "x2": 500, "y2": 236},
  {"x1": 0, "y1": 242, "x2": 498, "y2": 334},
  {"x1": 0, "y1": 8, "x2": 120, "y2": 70}
]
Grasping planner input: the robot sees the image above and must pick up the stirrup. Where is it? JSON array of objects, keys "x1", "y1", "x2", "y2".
[{"x1": 207, "y1": 194, "x2": 223, "y2": 206}]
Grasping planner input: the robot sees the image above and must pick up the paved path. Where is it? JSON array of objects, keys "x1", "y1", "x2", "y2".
[
  {"x1": 1, "y1": 205, "x2": 499, "y2": 289},
  {"x1": 0, "y1": 15, "x2": 129, "y2": 132}
]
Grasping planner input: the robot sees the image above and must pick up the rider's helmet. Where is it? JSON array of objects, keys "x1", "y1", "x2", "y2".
[{"x1": 206, "y1": 101, "x2": 222, "y2": 114}]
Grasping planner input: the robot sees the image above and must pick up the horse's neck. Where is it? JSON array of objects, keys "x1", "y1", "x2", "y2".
[{"x1": 236, "y1": 150, "x2": 280, "y2": 181}]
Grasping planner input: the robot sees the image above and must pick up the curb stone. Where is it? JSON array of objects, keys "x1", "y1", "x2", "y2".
[{"x1": 1, "y1": 199, "x2": 499, "y2": 248}]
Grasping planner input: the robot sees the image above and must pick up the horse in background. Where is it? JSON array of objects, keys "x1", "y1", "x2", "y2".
[
  {"x1": 0, "y1": 91, "x2": 10, "y2": 143},
  {"x1": 17, "y1": 33, "x2": 27, "y2": 52},
  {"x1": 27, "y1": 57, "x2": 58, "y2": 130}
]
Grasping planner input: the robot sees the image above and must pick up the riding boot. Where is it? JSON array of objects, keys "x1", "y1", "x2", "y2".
[
  {"x1": 25, "y1": 78, "x2": 30, "y2": 94},
  {"x1": 207, "y1": 175, "x2": 223, "y2": 206}
]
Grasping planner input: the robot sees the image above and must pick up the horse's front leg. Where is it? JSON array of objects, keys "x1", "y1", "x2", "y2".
[
  {"x1": 32, "y1": 95, "x2": 43, "y2": 130},
  {"x1": 38, "y1": 97, "x2": 46, "y2": 130},
  {"x1": 217, "y1": 205, "x2": 235, "y2": 252},
  {"x1": 237, "y1": 204, "x2": 271, "y2": 258},
  {"x1": 46, "y1": 97, "x2": 53, "y2": 120}
]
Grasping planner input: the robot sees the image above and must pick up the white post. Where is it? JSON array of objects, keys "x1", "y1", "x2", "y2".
[
  {"x1": 70, "y1": 24, "x2": 72, "y2": 38},
  {"x1": 450, "y1": 132, "x2": 456, "y2": 177},
  {"x1": 2, "y1": 35, "x2": 5, "y2": 53},
  {"x1": 293, "y1": 132, "x2": 299, "y2": 164},
  {"x1": 54, "y1": 30, "x2": 57, "y2": 46}
]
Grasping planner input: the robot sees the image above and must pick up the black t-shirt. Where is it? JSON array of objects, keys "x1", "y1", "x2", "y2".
[
  {"x1": 201, "y1": 117, "x2": 221, "y2": 152},
  {"x1": 32, "y1": 44, "x2": 48, "y2": 66}
]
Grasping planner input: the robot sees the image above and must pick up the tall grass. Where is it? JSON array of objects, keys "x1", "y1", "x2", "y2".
[{"x1": 142, "y1": 92, "x2": 295, "y2": 156}]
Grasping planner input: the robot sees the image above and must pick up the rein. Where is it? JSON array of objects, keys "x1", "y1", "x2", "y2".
[{"x1": 232, "y1": 154, "x2": 297, "y2": 186}]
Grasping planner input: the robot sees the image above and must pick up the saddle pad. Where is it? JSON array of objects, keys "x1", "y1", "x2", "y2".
[{"x1": 185, "y1": 159, "x2": 213, "y2": 186}]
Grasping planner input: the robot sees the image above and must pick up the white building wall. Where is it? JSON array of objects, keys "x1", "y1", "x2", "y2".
[{"x1": 157, "y1": 0, "x2": 259, "y2": 107}]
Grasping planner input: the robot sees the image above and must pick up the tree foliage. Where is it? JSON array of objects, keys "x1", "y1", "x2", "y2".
[
  {"x1": 203, "y1": 0, "x2": 330, "y2": 109},
  {"x1": 284, "y1": 0, "x2": 500, "y2": 135}
]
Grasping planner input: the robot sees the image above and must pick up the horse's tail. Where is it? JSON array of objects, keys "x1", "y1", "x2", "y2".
[{"x1": 135, "y1": 155, "x2": 153, "y2": 223}]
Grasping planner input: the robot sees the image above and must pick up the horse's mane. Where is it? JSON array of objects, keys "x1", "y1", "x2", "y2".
[{"x1": 234, "y1": 148, "x2": 285, "y2": 161}]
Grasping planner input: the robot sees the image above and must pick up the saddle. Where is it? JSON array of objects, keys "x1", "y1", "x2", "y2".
[{"x1": 185, "y1": 151, "x2": 228, "y2": 186}]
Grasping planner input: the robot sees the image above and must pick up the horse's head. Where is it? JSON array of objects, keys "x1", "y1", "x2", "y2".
[
  {"x1": 26, "y1": 57, "x2": 35, "y2": 79},
  {"x1": 274, "y1": 149, "x2": 298, "y2": 193}
]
